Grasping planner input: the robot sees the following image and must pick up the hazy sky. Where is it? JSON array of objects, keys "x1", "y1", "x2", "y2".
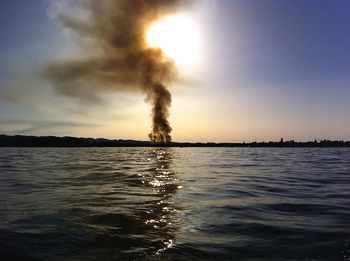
[{"x1": 0, "y1": 0, "x2": 349, "y2": 142}]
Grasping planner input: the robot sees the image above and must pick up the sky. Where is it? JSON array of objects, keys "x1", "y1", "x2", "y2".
[{"x1": 0, "y1": 0, "x2": 349, "y2": 142}]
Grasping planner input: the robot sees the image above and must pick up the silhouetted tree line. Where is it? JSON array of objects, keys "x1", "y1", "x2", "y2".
[{"x1": 0, "y1": 135, "x2": 349, "y2": 147}]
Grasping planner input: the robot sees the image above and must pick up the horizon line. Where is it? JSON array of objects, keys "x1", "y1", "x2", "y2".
[{"x1": 1, "y1": 134, "x2": 349, "y2": 145}]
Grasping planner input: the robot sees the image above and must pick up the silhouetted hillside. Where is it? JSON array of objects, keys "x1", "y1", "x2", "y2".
[{"x1": 0, "y1": 135, "x2": 349, "y2": 147}]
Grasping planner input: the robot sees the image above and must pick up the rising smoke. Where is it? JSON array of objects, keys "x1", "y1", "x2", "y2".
[{"x1": 46, "y1": 0, "x2": 191, "y2": 143}]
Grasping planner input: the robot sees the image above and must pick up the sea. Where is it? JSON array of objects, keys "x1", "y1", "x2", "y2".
[{"x1": 0, "y1": 147, "x2": 349, "y2": 260}]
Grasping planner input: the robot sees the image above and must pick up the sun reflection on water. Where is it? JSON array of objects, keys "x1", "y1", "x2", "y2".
[{"x1": 138, "y1": 148, "x2": 183, "y2": 255}]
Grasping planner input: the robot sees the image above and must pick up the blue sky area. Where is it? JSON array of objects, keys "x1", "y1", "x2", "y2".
[{"x1": 0, "y1": 0, "x2": 349, "y2": 142}]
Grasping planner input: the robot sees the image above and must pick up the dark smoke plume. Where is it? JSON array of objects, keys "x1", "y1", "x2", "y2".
[{"x1": 46, "y1": 0, "x2": 191, "y2": 143}]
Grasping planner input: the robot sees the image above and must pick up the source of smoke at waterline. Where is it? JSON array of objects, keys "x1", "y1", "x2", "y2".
[{"x1": 45, "y1": 0, "x2": 192, "y2": 142}]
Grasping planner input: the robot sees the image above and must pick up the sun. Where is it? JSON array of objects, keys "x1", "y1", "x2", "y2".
[{"x1": 146, "y1": 14, "x2": 199, "y2": 67}]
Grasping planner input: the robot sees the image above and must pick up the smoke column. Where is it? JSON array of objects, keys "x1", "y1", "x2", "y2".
[{"x1": 46, "y1": 0, "x2": 190, "y2": 142}]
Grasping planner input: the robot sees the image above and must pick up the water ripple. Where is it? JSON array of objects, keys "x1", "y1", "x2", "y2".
[{"x1": 0, "y1": 147, "x2": 350, "y2": 259}]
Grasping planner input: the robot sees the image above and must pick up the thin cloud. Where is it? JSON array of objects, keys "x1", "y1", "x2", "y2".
[{"x1": 0, "y1": 119, "x2": 99, "y2": 135}]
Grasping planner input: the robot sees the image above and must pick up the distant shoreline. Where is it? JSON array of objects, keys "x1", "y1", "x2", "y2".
[{"x1": 0, "y1": 134, "x2": 349, "y2": 148}]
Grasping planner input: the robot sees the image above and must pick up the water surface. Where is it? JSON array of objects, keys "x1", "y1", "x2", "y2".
[{"x1": 0, "y1": 147, "x2": 350, "y2": 260}]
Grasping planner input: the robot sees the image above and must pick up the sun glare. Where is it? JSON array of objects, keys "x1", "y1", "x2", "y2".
[{"x1": 146, "y1": 14, "x2": 199, "y2": 67}]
